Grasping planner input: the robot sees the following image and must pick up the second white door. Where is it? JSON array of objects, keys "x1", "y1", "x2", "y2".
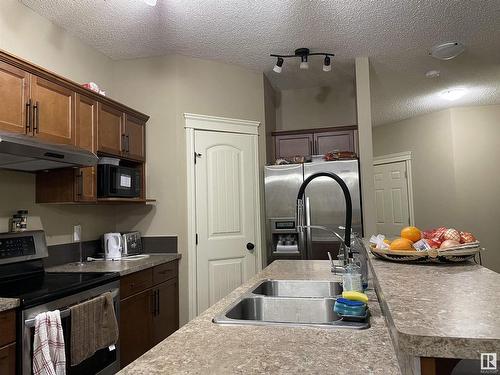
[
  {"x1": 374, "y1": 161, "x2": 410, "y2": 236},
  {"x1": 195, "y1": 130, "x2": 258, "y2": 314}
]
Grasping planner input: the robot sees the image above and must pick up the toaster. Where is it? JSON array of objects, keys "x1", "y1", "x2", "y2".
[{"x1": 122, "y1": 231, "x2": 143, "y2": 256}]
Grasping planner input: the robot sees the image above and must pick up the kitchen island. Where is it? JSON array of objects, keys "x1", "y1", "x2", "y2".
[
  {"x1": 120, "y1": 249, "x2": 500, "y2": 375},
  {"x1": 119, "y1": 260, "x2": 400, "y2": 374},
  {"x1": 368, "y1": 251, "x2": 500, "y2": 374}
]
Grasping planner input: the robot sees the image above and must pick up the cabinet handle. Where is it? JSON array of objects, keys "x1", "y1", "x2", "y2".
[
  {"x1": 25, "y1": 99, "x2": 32, "y2": 133},
  {"x1": 151, "y1": 290, "x2": 156, "y2": 315},
  {"x1": 33, "y1": 101, "x2": 39, "y2": 134},
  {"x1": 121, "y1": 134, "x2": 126, "y2": 153},
  {"x1": 126, "y1": 135, "x2": 130, "y2": 153},
  {"x1": 76, "y1": 171, "x2": 83, "y2": 196},
  {"x1": 156, "y1": 289, "x2": 160, "y2": 315}
]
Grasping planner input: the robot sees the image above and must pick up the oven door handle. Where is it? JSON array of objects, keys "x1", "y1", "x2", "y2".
[{"x1": 24, "y1": 288, "x2": 119, "y2": 328}]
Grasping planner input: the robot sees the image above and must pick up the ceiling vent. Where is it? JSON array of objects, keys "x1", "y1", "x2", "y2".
[{"x1": 430, "y1": 42, "x2": 465, "y2": 60}]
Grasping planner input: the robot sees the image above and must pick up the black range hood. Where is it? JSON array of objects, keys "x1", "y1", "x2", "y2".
[{"x1": 0, "y1": 132, "x2": 98, "y2": 172}]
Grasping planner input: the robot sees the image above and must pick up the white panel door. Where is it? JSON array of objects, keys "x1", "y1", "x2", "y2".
[
  {"x1": 195, "y1": 130, "x2": 257, "y2": 313},
  {"x1": 374, "y1": 161, "x2": 410, "y2": 236}
]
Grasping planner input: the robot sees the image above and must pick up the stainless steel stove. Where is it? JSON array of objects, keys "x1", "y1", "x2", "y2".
[{"x1": 0, "y1": 230, "x2": 120, "y2": 375}]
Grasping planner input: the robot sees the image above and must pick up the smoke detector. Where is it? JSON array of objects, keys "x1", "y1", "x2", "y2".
[{"x1": 430, "y1": 42, "x2": 465, "y2": 60}]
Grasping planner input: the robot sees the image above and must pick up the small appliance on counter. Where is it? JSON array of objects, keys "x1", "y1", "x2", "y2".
[
  {"x1": 97, "y1": 157, "x2": 141, "y2": 198},
  {"x1": 122, "y1": 231, "x2": 143, "y2": 256},
  {"x1": 103, "y1": 232, "x2": 123, "y2": 260}
]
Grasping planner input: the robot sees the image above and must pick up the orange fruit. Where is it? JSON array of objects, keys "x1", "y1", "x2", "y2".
[
  {"x1": 390, "y1": 238, "x2": 414, "y2": 251},
  {"x1": 401, "y1": 226, "x2": 422, "y2": 242}
]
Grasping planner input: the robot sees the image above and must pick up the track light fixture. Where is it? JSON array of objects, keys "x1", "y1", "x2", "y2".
[
  {"x1": 323, "y1": 56, "x2": 331, "y2": 72},
  {"x1": 300, "y1": 55, "x2": 309, "y2": 70},
  {"x1": 273, "y1": 57, "x2": 284, "y2": 73},
  {"x1": 270, "y1": 48, "x2": 334, "y2": 73}
]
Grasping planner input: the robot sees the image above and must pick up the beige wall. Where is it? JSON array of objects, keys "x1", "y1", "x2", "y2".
[
  {"x1": 276, "y1": 84, "x2": 357, "y2": 131},
  {"x1": 373, "y1": 105, "x2": 500, "y2": 272},
  {"x1": 355, "y1": 57, "x2": 376, "y2": 237},
  {"x1": 263, "y1": 76, "x2": 277, "y2": 163},
  {"x1": 450, "y1": 105, "x2": 500, "y2": 272},
  {"x1": 373, "y1": 110, "x2": 458, "y2": 227},
  {"x1": 111, "y1": 55, "x2": 267, "y2": 325},
  {"x1": 0, "y1": 0, "x2": 117, "y2": 244}
]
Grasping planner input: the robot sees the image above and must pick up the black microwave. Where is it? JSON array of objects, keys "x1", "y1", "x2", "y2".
[{"x1": 97, "y1": 164, "x2": 141, "y2": 198}]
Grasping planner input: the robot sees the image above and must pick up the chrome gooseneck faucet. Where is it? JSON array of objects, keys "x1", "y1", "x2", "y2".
[{"x1": 296, "y1": 172, "x2": 353, "y2": 268}]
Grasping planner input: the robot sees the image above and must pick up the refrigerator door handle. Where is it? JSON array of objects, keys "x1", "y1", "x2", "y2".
[{"x1": 305, "y1": 196, "x2": 313, "y2": 259}]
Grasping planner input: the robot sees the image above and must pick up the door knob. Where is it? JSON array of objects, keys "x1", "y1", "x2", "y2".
[{"x1": 246, "y1": 242, "x2": 255, "y2": 251}]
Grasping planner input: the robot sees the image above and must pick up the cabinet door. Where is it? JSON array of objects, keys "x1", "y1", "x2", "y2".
[
  {"x1": 123, "y1": 114, "x2": 145, "y2": 161},
  {"x1": 119, "y1": 289, "x2": 153, "y2": 368},
  {"x1": 274, "y1": 134, "x2": 313, "y2": 159},
  {"x1": 314, "y1": 130, "x2": 354, "y2": 154},
  {"x1": 0, "y1": 61, "x2": 29, "y2": 134},
  {"x1": 97, "y1": 103, "x2": 123, "y2": 156},
  {"x1": 152, "y1": 278, "x2": 179, "y2": 345},
  {"x1": 0, "y1": 343, "x2": 15, "y2": 375},
  {"x1": 31, "y1": 76, "x2": 75, "y2": 145},
  {"x1": 75, "y1": 95, "x2": 97, "y2": 202}
]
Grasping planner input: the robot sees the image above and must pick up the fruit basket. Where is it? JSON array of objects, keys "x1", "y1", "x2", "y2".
[{"x1": 369, "y1": 242, "x2": 482, "y2": 264}]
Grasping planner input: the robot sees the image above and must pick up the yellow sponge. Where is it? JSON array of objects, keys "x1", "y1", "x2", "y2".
[{"x1": 342, "y1": 291, "x2": 368, "y2": 303}]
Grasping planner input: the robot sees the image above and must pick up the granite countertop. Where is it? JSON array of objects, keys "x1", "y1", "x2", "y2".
[
  {"x1": 47, "y1": 253, "x2": 181, "y2": 276},
  {"x1": 367, "y1": 247, "x2": 500, "y2": 359},
  {"x1": 0, "y1": 297, "x2": 19, "y2": 313},
  {"x1": 119, "y1": 260, "x2": 400, "y2": 375}
]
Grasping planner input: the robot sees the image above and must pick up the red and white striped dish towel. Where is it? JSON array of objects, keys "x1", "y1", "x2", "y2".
[{"x1": 33, "y1": 310, "x2": 66, "y2": 375}]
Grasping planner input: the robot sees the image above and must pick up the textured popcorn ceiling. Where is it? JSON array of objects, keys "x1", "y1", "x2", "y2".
[{"x1": 20, "y1": 0, "x2": 500, "y2": 125}]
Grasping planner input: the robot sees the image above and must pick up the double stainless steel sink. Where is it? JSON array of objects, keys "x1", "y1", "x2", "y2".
[{"x1": 213, "y1": 280, "x2": 370, "y2": 330}]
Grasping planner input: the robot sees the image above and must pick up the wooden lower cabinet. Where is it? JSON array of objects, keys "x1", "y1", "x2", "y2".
[
  {"x1": 152, "y1": 278, "x2": 179, "y2": 345},
  {"x1": 119, "y1": 261, "x2": 179, "y2": 368},
  {"x1": 0, "y1": 309, "x2": 16, "y2": 375},
  {"x1": 0, "y1": 343, "x2": 15, "y2": 375},
  {"x1": 119, "y1": 289, "x2": 153, "y2": 367}
]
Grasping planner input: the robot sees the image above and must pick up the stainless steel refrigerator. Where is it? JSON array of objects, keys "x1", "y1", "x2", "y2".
[{"x1": 264, "y1": 160, "x2": 362, "y2": 263}]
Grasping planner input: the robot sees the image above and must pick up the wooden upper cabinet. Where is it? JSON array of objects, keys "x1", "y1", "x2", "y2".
[
  {"x1": 30, "y1": 76, "x2": 75, "y2": 145},
  {"x1": 97, "y1": 103, "x2": 123, "y2": 156},
  {"x1": 75, "y1": 94, "x2": 97, "y2": 202},
  {"x1": 314, "y1": 130, "x2": 354, "y2": 154},
  {"x1": 124, "y1": 114, "x2": 145, "y2": 161},
  {"x1": 275, "y1": 134, "x2": 314, "y2": 159},
  {"x1": 0, "y1": 61, "x2": 30, "y2": 134}
]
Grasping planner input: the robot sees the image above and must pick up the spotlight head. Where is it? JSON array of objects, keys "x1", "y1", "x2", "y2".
[
  {"x1": 323, "y1": 56, "x2": 331, "y2": 72},
  {"x1": 273, "y1": 57, "x2": 284, "y2": 73},
  {"x1": 300, "y1": 55, "x2": 309, "y2": 70}
]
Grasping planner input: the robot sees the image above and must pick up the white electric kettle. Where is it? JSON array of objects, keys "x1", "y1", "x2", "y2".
[{"x1": 103, "y1": 233, "x2": 122, "y2": 260}]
